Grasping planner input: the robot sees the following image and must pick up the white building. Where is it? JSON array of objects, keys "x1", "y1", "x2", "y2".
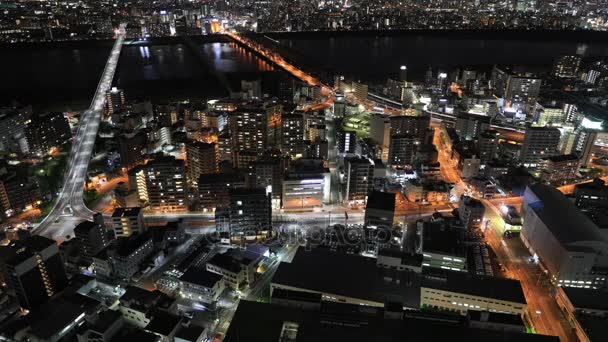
[{"x1": 521, "y1": 185, "x2": 608, "y2": 289}]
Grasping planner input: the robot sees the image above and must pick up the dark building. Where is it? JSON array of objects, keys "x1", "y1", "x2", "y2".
[
  {"x1": 281, "y1": 113, "x2": 306, "y2": 157},
  {"x1": 0, "y1": 235, "x2": 68, "y2": 310},
  {"x1": 0, "y1": 171, "x2": 40, "y2": 218},
  {"x1": 336, "y1": 129, "x2": 357, "y2": 154},
  {"x1": 228, "y1": 188, "x2": 271, "y2": 237},
  {"x1": 118, "y1": 131, "x2": 147, "y2": 170},
  {"x1": 389, "y1": 114, "x2": 431, "y2": 144},
  {"x1": 74, "y1": 213, "x2": 111, "y2": 264},
  {"x1": 198, "y1": 172, "x2": 247, "y2": 211},
  {"x1": 364, "y1": 191, "x2": 396, "y2": 229},
  {"x1": 26, "y1": 112, "x2": 71, "y2": 156},
  {"x1": 185, "y1": 140, "x2": 219, "y2": 186}
]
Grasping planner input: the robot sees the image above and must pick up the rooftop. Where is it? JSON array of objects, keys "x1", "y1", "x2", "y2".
[
  {"x1": 111, "y1": 207, "x2": 142, "y2": 218},
  {"x1": 422, "y1": 269, "x2": 526, "y2": 304},
  {"x1": 225, "y1": 300, "x2": 556, "y2": 342},
  {"x1": 272, "y1": 247, "x2": 420, "y2": 308},
  {"x1": 421, "y1": 222, "x2": 466, "y2": 258},
  {"x1": 563, "y1": 287, "x2": 608, "y2": 312},
  {"x1": 366, "y1": 191, "x2": 396, "y2": 211},
  {"x1": 524, "y1": 184, "x2": 607, "y2": 245},
  {"x1": 180, "y1": 268, "x2": 223, "y2": 288},
  {"x1": 541, "y1": 154, "x2": 579, "y2": 163}
]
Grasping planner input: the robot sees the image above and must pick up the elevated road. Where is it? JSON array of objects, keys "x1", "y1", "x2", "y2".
[{"x1": 34, "y1": 24, "x2": 127, "y2": 238}]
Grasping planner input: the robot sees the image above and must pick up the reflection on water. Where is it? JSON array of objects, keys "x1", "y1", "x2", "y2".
[{"x1": 200, "y1": 42, "x2": 275, "y2": 73}]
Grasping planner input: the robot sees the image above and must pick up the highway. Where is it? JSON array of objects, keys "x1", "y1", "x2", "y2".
[{"x1": 34, "y1": 24, "x2": 127, "y2": 239}]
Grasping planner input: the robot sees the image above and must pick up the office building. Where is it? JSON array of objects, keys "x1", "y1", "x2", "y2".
[
  {"x1": 185, "y1": 140, "x2": 219, "y2": 186},
  {"x1": 228, "y1": 188, "x2": 271, "y2": 236},
  {"x1": 352, "y1": 81, "x2": 368, "y2": 101},
  {"x1": 138, "y1": 156, "x2": 187, "y2": 212},
  {"x1": 452, "y1": 145, "x2": 481, "y2": 179},
  {"x1": 540, "y1": 154, "x2": 579, "y2": 185},
  {"x1": 229, "y1": 105, "x2": 279, "y2": 155},
  {"x1": 390, "y1": 115, "x2": 431, "y2": 143},
  {"x1": 573, "y1": 128, "x2": 598, "y2": 168},
  {"x1": 111, "y1": 207, "x2": 145, "y2": 238},
  {"x1": 109, "y1": 232, "x2": 154, "y2": 280},
  {"x1": 0, "y1": 172, "x2": 40, "y2": 218},
  {"x1": 337, "y1": 129, "x2": 356, "y2": 154},
  {"x1": 344, "y1": 156, "x2": 374, "y2": 206},
  {"x1": 520, "y1": 126, "x2": 561, "y2": 168},
  {"x1": 0, "y1": 236, "x2": 68, "y2": 309},
  {"x1": 552, "y1": 55, "x2": 581, "y2": 78},
  {"x1": 25, "y1": 112, "x2": 71, "y2": 156},
  {"x1": 282, "y1": 173, "x2": 325, "y2": 210},
  {"x1": 521, "y1": 185, "x2": 608, "y2": 288},
  {"x1": 458, "y1": 195, "x2": 485, "y2": 229},
  {"x1": 535, "y1": 103, "x2": 565, "y2": 127},
  {"x1": 281, "y1": 113, "x2": 305, "y2": 157},
  {"x1": 198, "y1": 173, "x2": 246, "y2": 211},
  {"x1": 74, "y1": 214, "x2": 110, "y2": 263},
  {"x1": 491, "y1": 66, "x2": 541, "y2": 113},
  {"x1": 118, "y1": 131, "x2": 147, "y2": 170},
  {"x1": 388, "y1": 134, "x2": 417, "y2": 168},
  {"x1": 477, "y1": 130, "x2": 499, "y2": 165},
  {"x1": 455, "y1": 113, "x2": 490, "y2": 141},
  {"x1": 106, "y1": 87, "x2": 126, "y2": 114},
  {"x1": 0, "y1": 106, "x2": 29, "y2": 153}
]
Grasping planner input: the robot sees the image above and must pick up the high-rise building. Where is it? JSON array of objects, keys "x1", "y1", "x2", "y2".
[
  {"x1": 337, "y1": 129, "x2": 357, "y2": 154},
  {"x1": 388, "y1": 134, "x2": 417, "y2": 168},
  {"x1": 390, "y1": 115, "x2": 431, "y2": 143},
  {"x1": 229, "y1": 107, "x2": 269, "y2": 157},
  {"x1": 344, "y1": 156, "x2": 374, "y2": 206},
  {"x1": 352, "y1": 81, "x2": 368, "y2": 101},
  {"x1": 153, "y1": 104, "x2": 179, "y2": 127},
  {"x1": 573, "y1": 128, "x2": 599, "y2": 168},
  {"x1": 333, "y1": 95, "x2": 346, "y2": 118},
  {"x1": 25, "y1": 112, "x2": 71, "y2": 156},
  {"x1": 458, "y1": 195, "x2": 485, "y2": 229},
  {"x1": 0, "y1": 106, "x2": 29, "y2": 153},
  {"x1": 111, "y1": 207, "x2": 145, "y2": 238},
  {"x1": 138, "y1": 156, "x2": 187, "y2": 212},
  {"x1": 185, "y1": 140, "x2": 219, "y2": 186},
  {"x1": 198, "y1": 173, "x2": 246, "y2": 211},
  {"x1": 552, "y1": 55, "x2": 581, "y2": 78},
  {"x1": 118, "y1": 131, "x2": 147, "y2": 170},
  {"x1": 281, "y1": 113, "x2": 305, "y2": 157},
  {"x1": 535, "y1": 103, "x2": 565, "y2": 127},
  {"x1": 252, "y1": 157, "x2": 284, "y2": 200},
  {"x1": 520, "y1": 126, "x2": 561, "y2": 168},
  {"x1": 0, "y1": 236, "x2": 68, "y2": 310},
  {"x1": 106, "y1": 87, "x2": 126, "y2": 114},
  {"x1": 491, "y1": 66, "x2": 541, "y2": 113},
  {"x1": 0, "y1": 172, "x2": 40, "y2": 218},
  {"x1": 477, "y1": 130, "x2": 499, "y2": 165},
  {"x1": 228, "y1": 188, "x2": 271, "y2": 237},
  {"x1": 74, "y1": 213, "x2": 110, "y2": 263},
  {"x1": 540, "y1": 154, "x2": 580, "y2": 185}
]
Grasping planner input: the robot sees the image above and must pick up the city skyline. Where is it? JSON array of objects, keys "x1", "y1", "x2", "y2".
[{"x1": 1, "y1": 2, "x2": 608, "y2": 342}]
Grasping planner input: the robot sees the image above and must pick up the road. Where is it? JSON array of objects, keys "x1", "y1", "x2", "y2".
[
  {"x1": 481, "y1": 199, "x2": 577, "y2": 341},
  {"x1": 34, "y1": 23, "x2": 127, "y2": 239}
]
